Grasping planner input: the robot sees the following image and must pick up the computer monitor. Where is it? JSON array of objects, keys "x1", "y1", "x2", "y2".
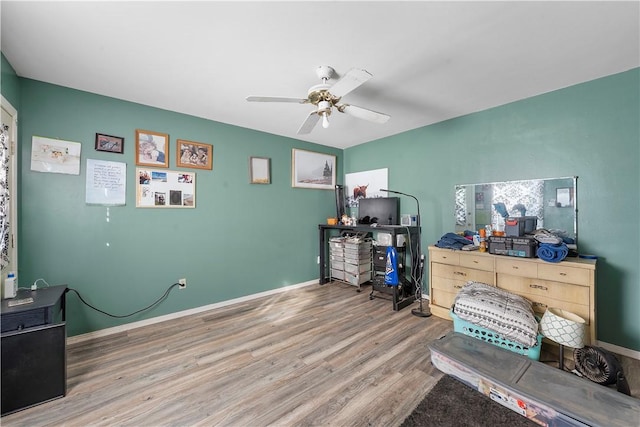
[{"x1": 358, "y1": 197, "x2": 400, "y2": 225}]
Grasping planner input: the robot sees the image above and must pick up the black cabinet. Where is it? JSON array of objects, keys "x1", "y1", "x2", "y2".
[{"x1": 1, "y1": 285, "x2": 67, "y2": 416}]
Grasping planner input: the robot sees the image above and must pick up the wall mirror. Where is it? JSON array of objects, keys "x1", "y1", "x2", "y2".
[{"x1": 454, "y1": 176, "x2": 578, "y2": 247}]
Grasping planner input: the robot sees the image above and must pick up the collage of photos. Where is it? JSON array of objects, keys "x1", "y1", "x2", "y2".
[{"x1": 137, "y1": 169, "x2": 195, "y2": 208}]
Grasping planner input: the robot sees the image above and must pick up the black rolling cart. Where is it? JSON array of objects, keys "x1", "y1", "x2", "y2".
[
  {"x1": 319, "y1": 224, "x2": 419, "y2": 311},
  {"x1": 369, "y1": 242, "x2": 415, "y2": 311}
]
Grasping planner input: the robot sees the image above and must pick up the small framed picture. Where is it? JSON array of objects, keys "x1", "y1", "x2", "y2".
[
  {"x1": 95, "y1": 133, "x2": 124, "y2": 154},
  {"x1": 249, "y1": 157, "x2": 271, "y2": 184},
  {"x1": 176, "y1": 139, "x2": 213, "y2": 170},
  {"x1": 135, "y1": 129, "x2": 169, "y2": 168}
]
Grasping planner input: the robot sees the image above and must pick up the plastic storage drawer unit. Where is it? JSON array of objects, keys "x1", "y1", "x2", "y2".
[{"x1": 488, "y1": 236, "x2": 537, "y2": 258}]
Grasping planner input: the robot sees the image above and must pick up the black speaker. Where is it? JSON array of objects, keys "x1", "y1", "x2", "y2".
[
  {"x1": 335, "y1": 185, "x2": 346, "y2": 220},
  {"x1": 1, "y1": 323, "x2": 66, "y2": 415}
]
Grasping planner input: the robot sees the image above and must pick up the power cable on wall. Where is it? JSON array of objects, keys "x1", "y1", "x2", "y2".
[{"x1": 66, "y1": 283, "x2": 180, "y2": 318}]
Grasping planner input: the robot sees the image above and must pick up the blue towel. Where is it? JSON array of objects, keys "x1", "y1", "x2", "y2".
[{"x1": 537, "y1": 243, "x2": 569, "y2": 263}]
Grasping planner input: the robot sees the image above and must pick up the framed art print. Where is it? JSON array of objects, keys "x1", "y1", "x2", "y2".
[
  {"x1": 135, "y1": 129, "x2": 169, "y2": 168},
  {"x1": 291, "y1": 148, "x2": 336, "y2": 190},
  {"x1": 95, "y1": 133, "x2": 124, "y2": 154},
  {"x1": 249, "y1": 157, "x2": 270, "y2": 184}
]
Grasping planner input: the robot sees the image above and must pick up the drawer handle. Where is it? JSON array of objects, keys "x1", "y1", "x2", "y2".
[
  {"x1": 532, "y1": 302, "x2": 547, "y2": 309},
  {"x1": 453, "y1": 271, "x2": 467, "y2": 276},
  {"x1": 559, "y1": 272, "x2": 567, "y2": 276},
  {"x1": 529, "y1": 284, "x2": 548, "y2": 291},
  {"x1": 453, "y1": 285, "x2": 463, "y2": 289},
  {"x1": 512, "y1": 266, "x2": 519, "y2": 270},
  {"x1": 473, "y1": 260, "x2": 479, "y2": 264}
]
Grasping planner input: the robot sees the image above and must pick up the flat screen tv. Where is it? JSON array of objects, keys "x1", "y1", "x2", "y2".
[{"x1": 358, "y1": 197, "x2": 400, "y2": 225}]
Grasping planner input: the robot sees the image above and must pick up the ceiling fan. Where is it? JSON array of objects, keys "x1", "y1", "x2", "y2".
[{"x1": 246, "y1": 65, "x2": 390, "y2": 135}]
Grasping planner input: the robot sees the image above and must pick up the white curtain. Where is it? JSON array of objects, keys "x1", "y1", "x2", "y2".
[{"x1": 0, "y1": 124, "x2": 9, "y2": 269}]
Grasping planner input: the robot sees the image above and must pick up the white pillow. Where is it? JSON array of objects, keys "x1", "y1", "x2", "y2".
[{"x1": 453, "y1": 281, "x2": 539, "y2": 348}]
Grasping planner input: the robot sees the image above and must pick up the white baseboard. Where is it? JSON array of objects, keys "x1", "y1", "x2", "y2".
[
  {"x1": 67, "y1": 279, "x2": 318, "y2": 345},
  {"x1": 596, "y1": 340, "x2": 640, "y2": 361}
]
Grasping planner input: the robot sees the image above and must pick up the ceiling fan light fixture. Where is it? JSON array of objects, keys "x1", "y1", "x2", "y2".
[
  {"x1": 318, "y1": 100, "x2": 331, "y2": 129},
  {"x1": 246, "y1": 65, "x2": 389, "y2": 135}
]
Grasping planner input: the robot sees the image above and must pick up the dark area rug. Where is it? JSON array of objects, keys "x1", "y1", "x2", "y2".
[{"x1": 401, "y1": 375, "x2": 538, "y2": 427}]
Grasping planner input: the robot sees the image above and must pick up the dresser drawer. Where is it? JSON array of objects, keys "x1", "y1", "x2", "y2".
[
  {"x1": 459, "y1": 254, "x2": 494, "y2": 272},
  {"x1": 517, "y1": 292, "x2": 590, "y2": 326},
  {"x1": 429, "y1": 250, "x2": 460, "y2": 266},
  {"x1": 431, "y1": 288, "x2": 457, "y2": 312},
  {"x1": 537, "y1": 263, "x2": 590, "y2": 286},
  {"x1": 496, "y1": 258, "x2": 538, "y2": 278},
  {"x1": 431, "y1": 263, "x2": 495, "y2": 284},
  {"x1": 431, "y1": 276, "x2": 471, "y2": 294},
  {"x1": 498, "y1": 274, "x2": 589, "y2": 305}
]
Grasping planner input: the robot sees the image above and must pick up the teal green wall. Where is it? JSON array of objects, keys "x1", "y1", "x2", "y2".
[
  {"x1": 4, "y1": 58, "x2": 639, "y2": 351},
  {"x1": 345, "y1": 69, "x2": 640, "y2": 351},
  {"x1": 1, "y1": 53, "x2": 20, "y2": 108},
  {"x1": 17, "y1": 79, "x2": 341, "y2": 337}
]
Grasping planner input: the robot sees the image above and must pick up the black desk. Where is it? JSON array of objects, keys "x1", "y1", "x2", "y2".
[
  {"x1": 1, "y1": 285, "x2": 67, "y2": 416},
  {"x1": 318, "y1": 224, "x2": 420, "y2": 310}
]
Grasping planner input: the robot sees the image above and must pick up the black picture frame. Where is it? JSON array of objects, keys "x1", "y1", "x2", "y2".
[{"x1": 95, "y1": 133, "x2": 124, "y2": 154}]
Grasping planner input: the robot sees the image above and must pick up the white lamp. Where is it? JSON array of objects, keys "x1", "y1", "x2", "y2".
[{"x1": 539, "y1": 307, "x2": 586, "y2": 370}]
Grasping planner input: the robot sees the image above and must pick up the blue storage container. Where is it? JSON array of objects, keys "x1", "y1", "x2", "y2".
[{"x1": 450, "y1": 309, "x2": 542, "y2": 360}]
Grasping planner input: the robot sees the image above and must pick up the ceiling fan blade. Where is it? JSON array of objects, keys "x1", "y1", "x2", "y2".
[
  {"x1": 246, "y1": 96, "x2": 308, "y2": 103},
  {"x1": 297, "y1": 111, "x2": 321, "y2": 134},
  {"x1": 339, "y1": 104, "x2": 390, "y2": 124},
  {"x1": 329, "y1": 68, "x2": 373, "y2": 98}
]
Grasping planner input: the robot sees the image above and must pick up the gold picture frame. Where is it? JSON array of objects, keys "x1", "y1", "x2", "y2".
[
  {"x1": 135, "y1": 129, "x2": 169, "y2": 168},
  {"x1": 176, "y1": 139, "x2": 213, "y2": 170}
]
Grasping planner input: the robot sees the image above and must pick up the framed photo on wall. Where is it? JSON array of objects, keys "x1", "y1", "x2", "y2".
[
  {"x1": 249, "y1": 157, "x2": 270, "y2": 184},
  {"x1": 135, "y1": 129, "x2": 169, "y2": 168},
  {"x1": 95, "y1": 133, "x2": 124, "y2": 154},
  {"x1": 176, "y1": 139, "x2": 213, "y2": 170},
  {"x1": 292, "y1": 148, "x2": 336, "y2": 190}
]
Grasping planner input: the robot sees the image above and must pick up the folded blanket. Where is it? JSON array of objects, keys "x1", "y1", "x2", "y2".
[
  {"x1": 435, "y1": 232, "x2": 473, "y2": 250},
  {"x1": 537, "y1": 242, "x2": 569, "y2": 263},
  {"x1": 454, "y1": 281, "x2": 539, "y2": 348}
]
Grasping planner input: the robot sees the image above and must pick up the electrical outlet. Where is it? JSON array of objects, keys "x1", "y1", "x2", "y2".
[{"x1": 178, "y1": 278, "x2": 187, "y2": 289}]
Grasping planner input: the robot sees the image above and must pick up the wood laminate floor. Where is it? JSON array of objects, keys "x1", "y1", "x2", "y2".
[
  {"x1": 3, "y1": 282, "x2": 639, "y2": 426},
  {"x1": 3, "y1": 282, "x2": 451, "y2": 426}
]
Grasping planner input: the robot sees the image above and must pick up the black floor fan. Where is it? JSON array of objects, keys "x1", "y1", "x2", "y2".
[{"x1": 574, "y1": 346, "x2": 630, "y2": 395}]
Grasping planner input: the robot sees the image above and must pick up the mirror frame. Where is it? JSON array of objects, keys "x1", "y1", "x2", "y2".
[{"x1": 455, "y1": 176, "x2": 578, "y2": 247}]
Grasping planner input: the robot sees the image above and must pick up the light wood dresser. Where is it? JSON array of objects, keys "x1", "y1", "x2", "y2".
[{"x1": 428, "y1": 245, "x2": 597, "y2": 344}]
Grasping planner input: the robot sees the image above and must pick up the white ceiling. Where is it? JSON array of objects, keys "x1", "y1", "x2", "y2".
[{"x1": 2, "y1": 1, "x2": 638, "y2": 149}]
